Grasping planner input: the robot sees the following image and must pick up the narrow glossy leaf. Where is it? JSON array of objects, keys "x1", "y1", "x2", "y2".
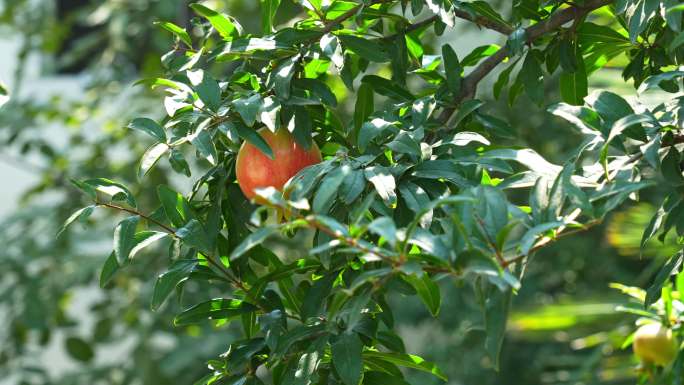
[
  {"x1": 559, "y1": 57, "x2": 588, "y2": 106},
  {"x1": 99, "y1": 251, "x2": 120, "y2": 288},
  {"x1": 230, "y1": 226, "x2": 279, "y2": 260},
  {"x1": 338, "y1": 35, "x2": 389, "y2": 62},
  {"x1": 520, "y1": 50, "x2": 543, "y2": 105},
  {"x1": 189, "y1": 128, "x2": 218, "y2": 165},
  {"x1": 645, "y1": 253, "x2": 683, "y2": 307},
  {"x1": 364, "y1": 166, "x2": 397, "y2": 207},
  {"x1": 367, "y1": 216, "x2": 397, "y2": 247},
  {"x1": 177, "y1": 219, "x2": 212, "y2": 253},
  {"x1": 291, "y1": 106, "x2": 313, "y2": 150},
  {"x1": 340, "y1": 169, "x2": 366, "y2": 205},
  {"x1": 485, "y1": 287, "x2": 512, "y2": 370},
  {"x1": 127, "y1": 118, "x2": 167, "y2": 142},
  {"x1": 354, "y1": 83, "x2": 374, "y2": 135},
  {"x1": 441, "y1": 44, "x2": 461, "y2": 94},
  {"x1": 57, "y1": 205, "x2": 96, "y2": 237},
  {"x1": 155, "y1": 21, "x2": 192, "y2": 47},
  {"x1": 190, "y1": 3, "x2": 240, "y2": 40},
  {"x1": 461, "y1": 44, "x2": 500, "y2": 67},
  {"x1": 260, "y1": 0, "x2": 281, "y2": 34},
  {"x1": 362, "y1": 352, "x2": 447, "y2": 381},
  {"x1": 113, "y1": 216, "x2": 140, "y2": 264},
  {"x1": 332, "y1": 333, "x2": 363, "y2": 385},
  {"x1": 174, "y1": 298, "x2": 257, "y2": 325},
  {"x1": 411, "y1": 96, "x2": 436, "y2": 128},
  {"x1": 139, "y1": 143, "x2": 169, "y2": 178},
  {"x1": 294, "y1": 78, "x2": 337, "y2": 107},
  {"x1": 519, "y1": 221, "x2": 564, "y2": 255},
  {"x1": 233, "y1": 93, "x2": 264, "y2": 126},
  {"x1": 404, "y1": 274, "x2": 441, "y2": 316},
  {"x1": 233, "y1": 121, "x2": 274, "y2": 159},
  {"x1": 445, "y1": 99, "x2": 483, "y2": 129},
  {"x1": 358, "y1": 118, "x2": 393, "y2": 152},
  {"x1": 361, "y1": 75, "x2": 414, "y2": 102},
  {"x1": 272, "y1": 57, "x2": 297, "y2": 99},
  {"x1": 129, "y1": 231, "x2": 168, "y2": 259},
  {"x1": 194, "y1": 72, "x2": 222, "y2": 111},
  {"x1": 152, "y1": 259, "x2": 198, "y2": 310},
  {"x1": 158, "y1": 185, "x2": 196, "y2": 227},
  {"x1": 313, "y1": 166, "x2": 348, "y2": 213}
]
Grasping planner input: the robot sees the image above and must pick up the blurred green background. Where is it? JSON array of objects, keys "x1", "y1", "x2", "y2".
[{"x1": 0, "y1": 1, "x2": 675, "y2": 384}]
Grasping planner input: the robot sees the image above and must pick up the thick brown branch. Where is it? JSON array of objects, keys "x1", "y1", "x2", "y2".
[{"x1": 438, "y1": 0, "x2": 613, "y2": 124}]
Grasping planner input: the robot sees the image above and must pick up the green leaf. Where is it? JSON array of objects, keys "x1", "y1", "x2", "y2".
[
  {"x1": 520, "y1": 50, "x2": 543, "y2": 105},
  {"x1": 189, "y1": 127, "x2": 218, "y2": 165},
  {"x1": 99, "y1": 251, "x2": 120, "y2": 288},
  {"x1": 230, "y1": 226, "x2": 279, "y2": 260},
  {"x1": 57, "y1": 205, "x2": 96, "y2": 237},
  {"x1": 151, "y1": 259, "x2": 198, "y2": 311},
  {"x1": 461, "y1": 44, "x2": 499, "y2": 67},
  {"x1": 358, "y1": 118, "x2": 393, "y2": 152},
  {"x1": 442, "y1": 44, "x2": 462, "y2": 94},
  {"x1": 233, "y1": 93, "x2": 264, "y2": 126},
  {"x1": 338, "y1": 35, "x2": 389, "y2": 62},
  {"x1": 260, "y1": 0, "x2": 281, "y2": 34},
  {"x1": 367, "y1": 216, "x2": 397, "y2": 247},
  {"x1": 189, "y1": 3, "x2": 240, "y2": 40},
  {"x1": 271, "y1": 57, "x2": 297, "y2": 99},
  {"x1": 485, "y1": 287, "x2": 512, "y2": 371},
  {"x1": 340, "y1": 169, "x2": 366, "y2": 205},
  {"x1": 332, "y1": 333, "x2": 363, "y2": 385},
  {"x1": 158, "y1": 185, "x2": 196, "y2": 227},
  {"x1": 174, "y1": 298, "x2": 258, "y2": 325},
  {"x1": 364, "y1": 166, "x2": 397, "y2": 207},
  {"x1": 362, "y1": 371, "x2": 410, "y2": 385},
  {"x1": 354, "y1": 83, "x2": 374, "y2": 135},
  {"x1": 113, "y1": 216, "x2": 140, "y2": 264},
  {"x1": 194, "y1": 72, "x2": 222, "y2": 111},
  {"x1": 82, "y1": 178, "x2": 137, "y2": 207},
  {"x1": 445, "y1": 99, "x2": 483, "y2": 129},
  {"x1": 411, "y1": 96, "x2": 436, "y2": 128},
  {"x1": 139, "y1": 142, "x2": 169, "y2": 178},
  {"x1": 386, "y1": 132, "x2": 421, "y2": 158},
  {"x1": 155, "y1": 21, "x2": 192, "y2": 47},
  {"x1": 362, "y1": 352, "x2": 447, "y2": 381},
  {"x1": 177, "y1": 219, "x2": 212, "y2": 253},
  {"x1": 559, "y1": 56, "x2": 588, "y2": 106},
  {"x1": 233, "y1": 122, "x2": 274, "y2": 159},
  {"x1": 645, "y1": 253, "x2": 683, "y2": 307},
  {"x1": 519, "y1": 221, "x2": 564, "y2": 255},
  {"x1": 313, "y1": 166, "x2": 349, "y2": 213},
  {"x1": 404, "y1": 274, "x2": 441, "y2": 316},
  {"x1": 127, "y1": 118, "x2": 167, "y2": 142},
  {"x1": 291, "y1": 106, "x2": 313, "y2": 150},
  {"x1": 361, "y1": 75, "x2": 414, "y2": 102},
  {"x1": 294, "y1": 78, "x2": 337, "y2": 106},
  {"x1": 128, "y1": 231, "x2": 168, "y2": 259},
  {"x1": 65, "y1": 337, "x2": 94, "y2": 362}
]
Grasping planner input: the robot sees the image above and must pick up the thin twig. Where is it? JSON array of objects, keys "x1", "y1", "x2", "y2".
[
  {"x1": 437, "y1": 0, "x2": 613, "y2": 124},
  {"x1": 502, "y1": 218, "x2": 603, "y2": 268}
]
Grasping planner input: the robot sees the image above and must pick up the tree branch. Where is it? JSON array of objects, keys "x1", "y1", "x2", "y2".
[
  {"x1": 438, "y1": 0, "x2": 613, "y2": 124},
  {"x1": 453, "y1": 9, "x2": 514, "y2": 35}
]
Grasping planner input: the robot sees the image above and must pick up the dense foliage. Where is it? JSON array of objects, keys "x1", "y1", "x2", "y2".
[{"x1": 5, "y1": 0, "x2": 684, "y2": 384}]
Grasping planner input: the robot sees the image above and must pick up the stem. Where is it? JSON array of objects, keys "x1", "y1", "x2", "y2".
[
  {"x1": 438, "y1": 0, "x2": 613, "y2": 124},
  {"x1": 98, "y1": 202, "x2": 176, "y2": 234},
  {"x1": 307, "y1": 216, "x2": 398, "y2": 264},
  {"x1": 502, "y1": 218, "x2": 603, "y2": 268},
  {"x1": 97, "y1": 201, "x2": 301, "y2": 320}
]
